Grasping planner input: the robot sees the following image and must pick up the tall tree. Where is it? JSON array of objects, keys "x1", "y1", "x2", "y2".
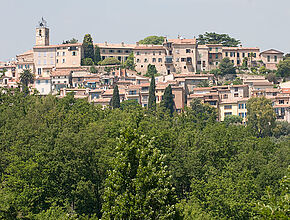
[
  {"x1": 162, "y1": 85, "x2": 175, "y2": 115},
  {"x1": 148, "y1": 75, "x2": 156, "y2": 110},
  {"x1": 82, "y1": 34, "x2": 94, "y2": 63},
  {"x1": 94, "y1": 45, "x2": 102, "y2": 64},
  {"x1": 139, "y1": 36, "x2": 164, "y2": 45},
  {"x1": 123, "y1": 52, "x2": 135, "y2": 70},
  {"x1": 197, "y1": 32, "x2": 241, "y2": 47},
  {"x1": 111, "y1": 85, "x2": 120, "y2": 109},
  {"x1": 101, "y1": 129, "x2": 178, "y2": 219},
  {"x1": 276, "y1": 58, "x2": 290, "y2": 78},
  {"x1": 20, "y1": 69, "x2": 34, "y2": 94},
  {"x1": 246, "y1": 97, "x2": 276, "y2": 137},
  {"x1": 146, "y1": 64, "x2": 158, "y2": 77},
  {"x1": 218, "y1": 57, "x2": 236, "y2": 76}
]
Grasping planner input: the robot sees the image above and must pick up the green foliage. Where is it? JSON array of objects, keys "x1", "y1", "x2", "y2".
[
  {"x1": 276, "y1": 58, "x2": 290, "y2": 78},
  {"x1": 111, "y1": 85, "x2": 120, "y2": 109},
  {"x1": 256, "y1": 167, "x2": 290, "y2": 219},
  {"x1": 139, "y1": 36, "x2": 164, "y2": 45},
  {"x1": 218, "y1": 57, "x2": 236, "y2": 76},
  {"x1": 224, "y1": 115, "x2": 243, "y2": 125},
  {"x1": 102, "y1": 129, "x2": 178, "y2": 219},
  {"x1": 100, "y1": 57, "x2": 121, "y2": 66},
  {"x1": 82, "y1": 34, "x2": 94, "y2": 62},
  {"x1": 123, "y1": 52, "x2": 135, "y2": 70},
  {"x1": 259, "y1": 66, "x2": 270, "y2": 74},
  {"x1": 0, "y1": 88, "x2": 288, "y2": 219},
  {"x1": 247, "y1": 97, "x2": 276, "y2": 137},
  {"x1": 232, "y1": 78, "x2": 243, "y2": 85},
  {"x1": 197, "y1": 32, "x2": 241, "y2": 47},
  {"x1": 148, "y1": 75, "x2": 156, "y2": 110},
  {"x1": 145, "y1": 64, "x2": 158, "y2": 77},
  {"x1": 81, "y1": 58, "x2": 94, "y2": 66},
  {"x1": 89, "y1": 65, "x2": 98, "y2": 73},
  {"x1": 94, "y1": 45, "x2": 102, "y2": 64},
  {"x1": 197, "y1": 80, "x2": 210, "y2": 87},
  {"x1": 266, "y1": 73, "x2": 278, "y2": 84},
  {"x1": 162, "y1": 85, "x2": 175, "y2": 115},
  {"x1": 63, "y1": 38, "x2": 78, "y2": 44}
]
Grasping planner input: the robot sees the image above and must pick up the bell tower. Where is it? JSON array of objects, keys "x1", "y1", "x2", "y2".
[{"x1": 35, "y1": 17, "x2": 49, "y2": 46}]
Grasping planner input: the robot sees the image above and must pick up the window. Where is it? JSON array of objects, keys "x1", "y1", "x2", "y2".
[
  {"x1": 43, "y1": 60, "x2": 47, "y2": 65},
  {"x1": 62, "y1": 59, "x2": 65, "y2": 63},
  {"x1": 232, "y1": 60, "x2": 234, "y2": 63},
  {"x1": 57, "y1": 52, "x2": 59, "y2": 56},
  {"x1": 216, "y1": 62, "x2": 218, "y2": 65},
  {"x1": 197, "y1": 61, "x2": 201, "y2": 64},
  {"x1": 136, "y1": 58, "x2": 140, "y2": 63},
  {"x1": 43, "y1": 52, "x2": 46, "y2": 57},
  {"x1": 144, "y1": 58, "x2": 148, "y2": 63},
  {"x1": 186, "y1": 49, "x2": 191, "y2": 53},
  {"x1": 158, "y1": 58, "x2": 162, "y2": 62},
  {"x1": 274, "y1": 56, "x2": 277, "y2": 62},
  {"x1": 72, "y1": 51, "x2": 76, "y2": 56},
  {"x1": 253, "y1": 53, "x2": 256, "y2": 58},
  {"x1": 224, "y1": 112, "x2": 232, "y2": 116},
  {"x1": 125, "y1": 50, "x2": 129, "y2": 53},
  {"x1": 152, "y1": 58, "x2": 156, "y2": 62},
  {"x1": 223, "y1": 94, "x2": 228, "y2": 99},
  {"x1": 56, "y1": 59, "x2": 59, "y2": 63},
  {"x1": 184, "y1": 66, "x2": 186, "y2": 69},
  {"x1": 209, "y1": 54, "x2": 212, "y2": 59},
  {"x1": 118, "y1": 56, "x2": 122, "y2": 61},
  {"x1": 176, "y1": 58, "x2": 179, "y2": 62},
  {"x1": 109, "y1": 50, "x2": 114, "y2": 53},
  {"x1": 237, "y1": 52, "x2": 240, "y2": 57},
  {"x1": 136, "y1": 51, "x2": 140, "y2": 55},
  {"x1": 234, "y1": 87, "x2": 238, "y2": 92},
  {"x1": 248, "y1": 53, "x2": 250, "y2": 57},
  {"x1": 267, "y1": 56, "x2": 270, "y2": 62},
  {"x1": 216, "y1": 48, "x2": 218, "y2": 52},
  {"x1": 239, "y1": 113, "x2": 245, "y2": 118},
  {"x1": 50, "y1": 53, "x2": 54, "y2": 58},
  {"x1": 181, "y1": 58, "x2": 186, "y2": 62},
  {"x1": 38, "y1": 68, "x2": 42, "y2": 75},
  {"x1": 159, "y1": 51, "x2": 162, "y2": 55},
  {"x1": 117, "y1": 50, "x2": 122, "y2": 53},
  {"x1": 38, "y1": 60, "x2": 41, "y2": 65},
  {"x1": 242, "y1": 53, "x2": 245, "y2": 57},
  {"x1": 209, "y1": 47, "x2": 212, "y2": 51},
  {"x1": 215, "y1": 54, "x2": 218, "y2": 59},
  {"x1": 237, "y1": 60, "x2": 240, "y2": 65},
  {"x1": 224, "y1": 105, "x2": 232, "y2": 109},
  {"x1": 225, "y1": 52, "x2": 228, "y2": 57},
  {"x1": 279, "y1": 100, "x2": 285, "y2": 104},
  {"x1": 234, "y1": 93, "x2": 238, "y2": 97},
  {"x1": 38, "y1": 52, "x2": 41, "y2": 57},
  {"x1": 239, "y1": 103, "x2": 244, "y2": 109},
  {"x1": 62, "y1": 52, "x2": 65, "y2": 56},
  {"x1": 203, "y1": 61, "x2": 206, "y2": 67},
  {"x1": 153, "y1": 51, "x2": 155, "y2": 55},
  {"x1": 230, "y1": 52, "x2": 234, "y2": 57}
]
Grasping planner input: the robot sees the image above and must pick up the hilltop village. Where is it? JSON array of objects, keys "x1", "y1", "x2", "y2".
[{"x1": 1, "y1": 18, "x2": 289, "y2": 122}]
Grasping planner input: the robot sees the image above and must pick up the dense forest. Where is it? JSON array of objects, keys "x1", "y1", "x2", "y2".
[{"x1": 0, "y1": 89, "x2": 289, "y2": 219}]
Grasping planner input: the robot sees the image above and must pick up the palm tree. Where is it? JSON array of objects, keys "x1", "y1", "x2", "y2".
[
  {"x1": 249, "y1": 52, "x2": 255, "y2": 68},
  {"x1": 20, "y1": 69, "x2": 34, "y2": 93}
]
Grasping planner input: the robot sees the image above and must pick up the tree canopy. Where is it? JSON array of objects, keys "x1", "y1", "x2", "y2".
[
  {"x1": 139, "y1": 36, "x2": 164, "y2": 45},
  {"x1": 123, "y1": 52, "x2": 135, "y2": 70},
  {"x1": 145, "y1": 64, "x2": 158, "y2": 77},
  {"x1": 197, "y1": 32, "x2": 241, "y2": 47},
  {"x1": 0, "y1": 88, "x2": 289, "y2": 219},
  {"x1": 276, "y1": 58, "x2": 290, "y2": 78},
  {"x1": 82, "y1": 34, "x2": 94, "y2": 63},
  {"x1": 218, "y1": 57, "x2": 236, "y2": 75},
  {"x1": 99, "y1": 57, "x2": 121, "y2": 66},
  {"x1": 148, "y1": 75, "x2": 156, "y2": 110}
]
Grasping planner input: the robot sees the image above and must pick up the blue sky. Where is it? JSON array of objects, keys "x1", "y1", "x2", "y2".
[{"x1": 0, "y1": 0, "x2": 289, "y2": 60}]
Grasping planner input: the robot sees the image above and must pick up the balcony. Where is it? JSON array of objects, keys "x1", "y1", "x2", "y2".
[{"x1": 186, "y1": 57, "x2": 192, "y2": 64}]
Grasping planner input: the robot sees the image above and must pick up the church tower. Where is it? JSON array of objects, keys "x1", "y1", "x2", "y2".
[{"x1": 35, "y1": 17, "x2": 49, "y2": 46}]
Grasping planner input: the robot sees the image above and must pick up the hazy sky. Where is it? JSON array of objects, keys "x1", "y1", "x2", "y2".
[{"x1": 0, "y1": 0, "x2": 289, "y2": 61}]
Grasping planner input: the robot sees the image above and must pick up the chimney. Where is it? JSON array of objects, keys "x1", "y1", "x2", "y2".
[
  {"x1": 136, "y1": 42, "x2": 139, "y2": 46},
  {"x1": 121, "y1": 42, "x2": 124, "y2": 47},
  {"x1": 105, "y1": 41, "x2": 108, "y2": 46}
]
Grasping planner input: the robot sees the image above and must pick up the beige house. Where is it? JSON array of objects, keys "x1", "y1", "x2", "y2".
[
  {"x1": 219, "y1": 98, "x2": 248, "y2": 122},
  {"x1": 260, "y1": 49, "x2": 284, "y2": 70}
]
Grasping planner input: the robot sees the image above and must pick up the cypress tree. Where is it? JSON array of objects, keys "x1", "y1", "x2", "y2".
[
  {"x1": 111, "y1": 85, "x2": 120, "y2": 109},
  {"x1": 82, "y1": 34, "x2": 94, "y2": 62},
  {"x1": 162, "y1": 85, "x2": 175, "y2": 115},
  {"x1": 94, "y1": 45, "x2": 102, "y2": 64},
  {"x1": 148, "y1": 75, "x2": 156, "y2": 110}
]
